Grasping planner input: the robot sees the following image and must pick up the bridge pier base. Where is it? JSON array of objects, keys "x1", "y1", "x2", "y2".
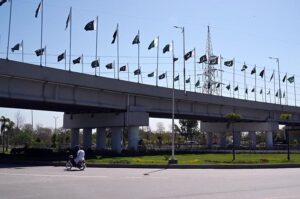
[
  {"x1": 219, "y1": 132, "x2": 227, "y2": 148},
  {"x1": 111, "y1": 127, "x2": 122, "y2": 153},
  {"x1": 83, "y1": 128, "x2": 92, "y2": 150},
  {"x1": 96, "y1": 128, "x2": 106, "y2": 150},
  {"x1": 71, "y1": 128, "x2": 79, "y2": 148},
  {"x1": 206, "y1": 132, "x2": 213, "y2": 148},
  {"x1": 128, "y1": 126, "x2": 139, "y2": 151},
  {"x1": 266, "y1": 131, "x2": 273, "y2": 149},
  {"x1": 249, "y1": 131, "x2": 256, "y2": 149}
]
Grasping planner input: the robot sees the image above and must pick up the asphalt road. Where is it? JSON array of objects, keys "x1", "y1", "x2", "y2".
[{"x1": 0, "y1": 164, "x2": 300, "y2": 199}]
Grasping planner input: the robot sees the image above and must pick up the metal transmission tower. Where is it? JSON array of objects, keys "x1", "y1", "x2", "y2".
[{"x1": 202, "y1": 26, "x2": 219, "y2": 95}]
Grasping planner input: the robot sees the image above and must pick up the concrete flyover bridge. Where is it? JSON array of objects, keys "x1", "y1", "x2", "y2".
[{"x1": 0, "y1": 59, "x2": 299, "y2": 152}]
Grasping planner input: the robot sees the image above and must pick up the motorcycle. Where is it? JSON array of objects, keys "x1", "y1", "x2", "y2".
[{"x1": 66, "y1": 155, "x2": 86, "y2": 171}]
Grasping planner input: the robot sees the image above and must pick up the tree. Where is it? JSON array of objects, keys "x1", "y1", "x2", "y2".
[
  {"x1": 14, "y1": 111, "x2": 24, "y2": 129},
  {"x1": 225, "y1": 113, "x2": 241, "y2": 161},
  {"x1": 156, "y1": 122, "x2": 165, "y2": 133},
  {"x1": 0, "y1": 116, "x2": 15, "y2": 152},
  {"x1": 175, "y1": 119, "x2": 199, "y2": 141},
  {"x1": 280, "y1": 113, "x2": 292, "y2": 160}
]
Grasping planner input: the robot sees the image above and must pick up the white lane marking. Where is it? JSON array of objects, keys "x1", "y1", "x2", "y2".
[{"x1": 0, "y1": 172, "x2": 108, "y2": 178}]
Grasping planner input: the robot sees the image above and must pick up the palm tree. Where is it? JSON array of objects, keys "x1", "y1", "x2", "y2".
[
  {"x1": 0, "y1": 116, "x2": 14, "y2": 153},
  {"x1": 225, "y1": 113, "x2": 241, "y2": 161}
]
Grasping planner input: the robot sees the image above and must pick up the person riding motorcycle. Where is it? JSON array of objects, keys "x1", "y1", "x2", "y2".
[{"x1": 73, "y1": 145, "x2": 85, "y2": 166}]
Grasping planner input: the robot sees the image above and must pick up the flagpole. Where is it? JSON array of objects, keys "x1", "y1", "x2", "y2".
[
  {"x1": 138, "y1": 30, "x2": 140, "y2": 84},
  {"x1": 294, "y1": 75, "x2": 296, "y2": 106},
  {"x1": 255, "y1": 65, "x2": 257, "y2": 101},
  {"x1": 69, "y1": 7, "x2": 72, "y2": 72},
  {"x1": 286, "y1": 72, "x2": 288, "y2": 105},
  {"x1": 6, "y1": 0, "x2": 13, "y2": 60},
  {"x1": 113, "y1": 60, "x2": 116, "y2": 79},
  {"x1": 40, "y1": 0, "x2": 44, "y2": 67},
  {"x1": 81, "y1": 54, "x2": 83, "y2": 73},
  {"x1": 220, "y1": 55, "x2": 223, "y2": 96},
  {"x1": 273, "y1": 70, "x2": 276, "y2": 104},
  {"x1": 127, "y1": 63, "x2": 130, "y2": 81},
  {"x1": 117, "y1": 24, "x2": 120, "y2": 80},
  {"x1": 244, "y1": 62, "x2": 246, "y2": 100},
  {"x1": 98, "y1": 56, "x2": 100, "y2": 76},
  {"x1": 194, "y1": 48, "x2": 196, "y2": 92},
  {"x1": 264, "y1": 67, "x2": 266, "y2": 103},
  {"x1": 156, "y1": 36, "x2": 159, "y2": 87},
  {"x1": 64, "y1": 50, "x2": 67, "y2": 70},
  {"x1": 166, "y1": 72, "x2": 168, "y2": 88},
  {"x1": 95, "y1": 16, "x2": 98, "y2": 76},
  {"x1": 44, "y1": 45, "x2": 46, "y2": 67},
  {"x1": 21, "y1": 40, "x2": 24, "y2": 62}
]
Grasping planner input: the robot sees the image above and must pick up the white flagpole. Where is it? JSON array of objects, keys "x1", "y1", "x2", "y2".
[
  {"x1": 166, "y1": 72, "x2": 168, "y2": 88},
  {"x1": 21, "y1": 40, "x2": 24, "y2": 62},
  {"x1": 264, "y1": 67, "x2": 266, "y2": 102},
  {"x1": 286, "y1": 72, "x2": 288, "y2": 105},
  {"x1": 44, "y1": 45, "x2": 46, "y2": 66},
  {"x1": 6, "y1": 0, "x2": 13, "y2": 60},
  {"x1": 98, "y1": 56, "x2": 100, "y2": 76},
  {"x1": 117, "y1": 24, "x2": 120, "y2": 79},
  {"x1": 64, "y1": 49, "x2": 67, "y2": 70},
  {"x1": 294, "y1": 75, "x2": 296, "y2": 106},
  {"x1": 127, "y1": 63, "x2": 130, "y2": 81},
  {"x1": 95, "y1": 16, "x2": 98, "y2": 76},
  {"x1": 81, "y1": 54, "x2": 83, "y2": 73},
  {"x1": 194, "y1": 48, "x2": 196, "y2": 92},
  {"x1": 40, "y1": 0, "x2": 44, "y2": 67},
  {"x1": 273, "y1": 70, "x2": 276, "y2": 104},
  {"x1": 255, "y1": 65, "x2": 257, "y2": 101},
  {"x1": 69, "y1": 7, "x2": 72, "y2": 71},
  {"x1": 138, "y1": 30, "x2": 140, "y2": 83},
  {"x1": 220, "y1": 55, "x2": 223, "y2": 96},
  {"x1": 244, "y1": 62, "x2": 246, "y2": 100},
  {"x1": 233, "y1": 58, "x2": 235, "y2": 98},
  {"x1": 156, "y1": 36, "x2": 159, "y2": 87},
  {"x1": 114, "y1": 60, "x2": 116, "y2": 79}
]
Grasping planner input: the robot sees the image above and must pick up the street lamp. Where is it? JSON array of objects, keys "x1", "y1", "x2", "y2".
[
  {"x1": 269, "y1": 57, "x2": 281, "y2": 105},
  {"x1": 53, "y1": 116, "x2": 58, "y2": 134},
  {"x1": 174, "y1": 26, "x2": 186, "y2": 94}
]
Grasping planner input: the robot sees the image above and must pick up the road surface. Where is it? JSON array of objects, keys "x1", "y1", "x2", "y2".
[{"x1": 0, "y1": 164, "x2": 299, "y2": 199}]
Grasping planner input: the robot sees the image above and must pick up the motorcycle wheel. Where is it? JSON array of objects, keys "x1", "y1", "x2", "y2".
[
  {"x1": 66, "y1": 161, "x2": 72, "y2": 170},
  {"x1": 79, "y1": 162, "x2": 86, "y2": 171}
]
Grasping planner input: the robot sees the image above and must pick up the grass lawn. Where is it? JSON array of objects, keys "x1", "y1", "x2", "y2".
[{"x1": 86, "y1": 153, "x2": 300, "y2": 165}]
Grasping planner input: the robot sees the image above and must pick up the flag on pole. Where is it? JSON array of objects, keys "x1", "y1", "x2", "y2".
[
  {"x1": 35, "y1": 2, "x2": 41, "y2": 18},
  {"x1": 234, "y1": 85, "x2": 239, "y2": 91},
  {"x1": 270, "y1": 71, "x2": 274, "y2": 81},
  {"x1": 283, "y1": 92, "x2": 285, "y2": 98},
  {"x1": 186, "y1": 77, "x2": 190, "y2": 83},
  {"x1": 57, "y1": 52, "x2": 65, "y2": 62},
  {"x1": 148, "y1": 72, "x2": 154, "y2": 77},
  {"x1": 260, "y1": 89, "x2": 263, "y2": 94},
  {"x1": 224, "y1": 60, "x2": 234, "y2": 67},
  {"x1": 226, "y1": 84, "x2": 230, "y2": 90},
  {"x1": 159, "y1": 73, "x2": 166, "y2": 80},
  {"x1": 73, "y1": 56, "x2": 81, "y2": 64},
  {"x1": 267, "y1": 89, "x2": 270, "y2": 95},
  {"x1": 209, "y1": 56, "x2": 218, "y2": 65},
  {"x1": 111, "y1": 27, "x2": 118, "y2": 44},
  {"x1": 134, "y1": 68, "x2": 141, "y2": 75},
  {"x1": 132, "y1": 33, "x2": 140, "y2": 45},
  {"x1": 282, "y1": 74, "x2": 287, "y2": 82},
  {"x1": 251, "y1": 66, "x2": 256, "y2": 75},
  {"x1": 65, "y1": 9, "x2": 71, "y2": 30},
  {"x1": 241, "y1": 64, "x2": 247, "y2": 71},
  {"x1": 195, "y1": 80, "x2": 200, "y2": 87},
  {"x1": 275, "y1": 91, "x2": 278, "y2": 97},
  {"x1": 35, "y1": 48, "x2": 45, "y2": 56},
  {"x1": 184, "y1": 50, "x2": 195, "y2": 61},
  {"x1": 106, "y1": 62, "x2": 113, "y2": 69},
  {"x1": 0, "y1": 0, "x2": 7, "y2": 6},
  {"x1": 251, "y1": 88, "x2": 255, "y2": 92},
  {"x1": 216, "y1": 83, "x2": 220, "y2": 88},
  {"x1": 11, "y1": 42, "x2": 22, "y2": 52},
  {"x1": 173, "y1": 57, "x2": 178, "y2": 62},
  {"x1": 91, "y1": 59, "x2": 99, "y2": 68},
  {"x1": 245, "y1": 88, "x2": 248, "y2": 94},
  {"x1": 163, "y1": 43, "x2": 172, "y2": 54},
  {"x1": 174, "y1": 75, "x2": 179, "y2": 82},
  {"x1": 120, "y1": 65, "x2": 126, "y2": 71},
  {"x1": 287, "y1": 76, "x2": 295, "y2": 83},
  {"x1": 148, "y1": 37, "x2": 158, "y2": 50},
  {"x1": 259, "y1": 69, "x2": 265, "y2": 78},
  {"x1": 84, "y1": 20, "x2": 96, "y2": 31},
  {"x1": 198, "y1": 55, "x2": 207, "y2": 64}
]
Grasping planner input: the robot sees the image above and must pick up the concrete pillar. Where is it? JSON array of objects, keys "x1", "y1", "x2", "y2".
[
  {"x1": 83, "y1": 128, "x2": 92, "y2": 149},
  {"x1": 249, "y1": 131, "x2": 256, "y2": 149},
  {"x1": 233, "y1": 131, "x2": 241, "y2": 148},
  {"x1": 266, "y1": 131, "x2": 273, "y2": 149},
  {"x1": 111, "y1": 127, "x2": 122, "y2": 153},
  {"x1": 128, "y1": 126, "x2": 139, "y2": 151},
  {"x1": 219, "y1": 132, "x2": 227, "y2": 148},
  {"x1": 206, "y1": 132, "x2": 213, "y2": 148},
  {"x1": 71, "y1": 128, "x2": 79, "y2": 148},
  {"x1": 96, "y1": 127, "x2": 106, "y2": 150}
]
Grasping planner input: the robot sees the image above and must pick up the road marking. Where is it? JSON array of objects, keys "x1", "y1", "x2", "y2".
[{"x1": 0, "y1": 172, "x2": 108, "y2": 178}]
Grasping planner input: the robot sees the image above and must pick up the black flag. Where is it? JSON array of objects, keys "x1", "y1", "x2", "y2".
[
  {"x1": 241, "y1": 64, "x2": 247, "y2": 71},
  {"x1": 234, "y1": 85, "x2": 239, "y2": 91},
  {"x1": 245, "y1": 88, "x2": 248, "y2": 94},
  {"x1": 186, "y1": 77, "x2": 190, "y2": 83},
  {"x1": 287, "y1": 76, "x2": 295, "y2": 83},
  {"x1": 226, "y1": 84, "x2": 230, "y2": 90},
  {"x1": 134, "y1": 68, "x2": 141, "y2": 75},
  {"x1": 163, "y1": 44, "x2": 171, "y2": 54},
  {"x1": 224, "y1": 60, "x2": 234, "y2": 67},
  {"x1": 84, "y1": 20, "x2": 95, "y2": 31},
  {"x1": 209, "y1": 56, "x2": 218, "y2": 65},
  {"x1": 91, "y1": 59, "x2": 99, "y2": 68},
  {"x1": 184, "y1": 50, "x2": 194, "y2": 61},
  {"x1": 259, "y1": 69, "x2": 265, "y2": 78},
  {"x1": 57, "y1": 52, "x2": 65, "y2": 62},
  {"x1": 270, "y1": 72, "x2": 274, "y2": 81},
  {"x1": 174, "y1": 75, "x2": 179, "y2": 82},
  {"x1": 159, "y1": 73, "x2": 166, "y2": 80},
  {"x1": 216, "y1": 83, "x2": 220, "y2": 88},
  {"x1": 0, "y1": 0, "x2": 7, "y2": 6},
  {"x1": 251, "y1": 88, "x2": 255, "y2": 92},
  {"x1": 275, "y1": 91, "x2": 278, "y2": 97},
  {"x1": 11, "y1": 43, "x2": 22, "y2": 52},
  {"x1": 35, "y1": 48, "x2": 45, "y2": 56},
  {"x1": 260, "y1": 89, "x2": 263, "y2": 94},
  {"x1": 148, "y1": 72, "x2": 154, "y2": 77},
  {"x1": 111, "y1": 27, "x2": 118, "y2": 44},
  {"x1": 173, "y1": 57, "x2": 178, "y2": 62},
  {"x1": 282, "y1": 74, "x2": 287, "y2": 82},
  {"x1": 120, "y1": 65, "x2": 126, "y2": 71},
  {"x1": 35, "y1": 2, "x2": 41, "y2": 18},
  {"x1": 65, "y1": 10, "x2": 71, "y2": 30},
  {"x1": 198, "y1": 55, "x2": 207, "y2": 64},
  {"x1": 195, "y1": 80, "x2": 200, "y2": 87},
  {"x1": 251, "y1": 67, "x2": 256, "y2": 75},
  {"x1": 106, "y1": 63, "x2": 113, "y2": 69},
  {"x1": 73, "y1": 56, "x2": 81, "y2": 64},
  {"x1": 132, "y1": 34, "x2": 140, "y2": 45},
  {"x1": 148, "y1": 38, "x2": 158, "y2": 50}
]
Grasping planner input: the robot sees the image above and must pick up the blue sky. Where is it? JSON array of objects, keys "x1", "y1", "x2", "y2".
[{"x1": 0, "y1": 0, "x2": 299, "y2": 130}]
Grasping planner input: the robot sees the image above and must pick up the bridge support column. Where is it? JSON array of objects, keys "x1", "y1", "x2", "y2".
[
  {"x1": 219, "y1": 132, "x2": 227, "y2": 148},
  {"x1": 83, "y1": 128, "x2": 92, "y2": 150},
  {"x1": 96, "y1": 128, "x2": 106, "y2": 150},
  {"x1": 71, "y1": 128, "x2": 79, "y2": 148},
  {"x1": 206, "y1": 132, "x2": 213, "y2": 148},
  {"x1": 266, "y1": 131, "x2": 273, "y2": 149},
  {"x1": 128, "y1": 126, "x2": 139, "y2": 151},
  {"x1": 249, "y1": 131, "x2": 256, "y2": 149},
  {"x1": 111, "y1": 127, "x2": 122, "y2": 153},
  {"x1": 233, "y1": 131, "x2": 241, "y2": 148}
]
